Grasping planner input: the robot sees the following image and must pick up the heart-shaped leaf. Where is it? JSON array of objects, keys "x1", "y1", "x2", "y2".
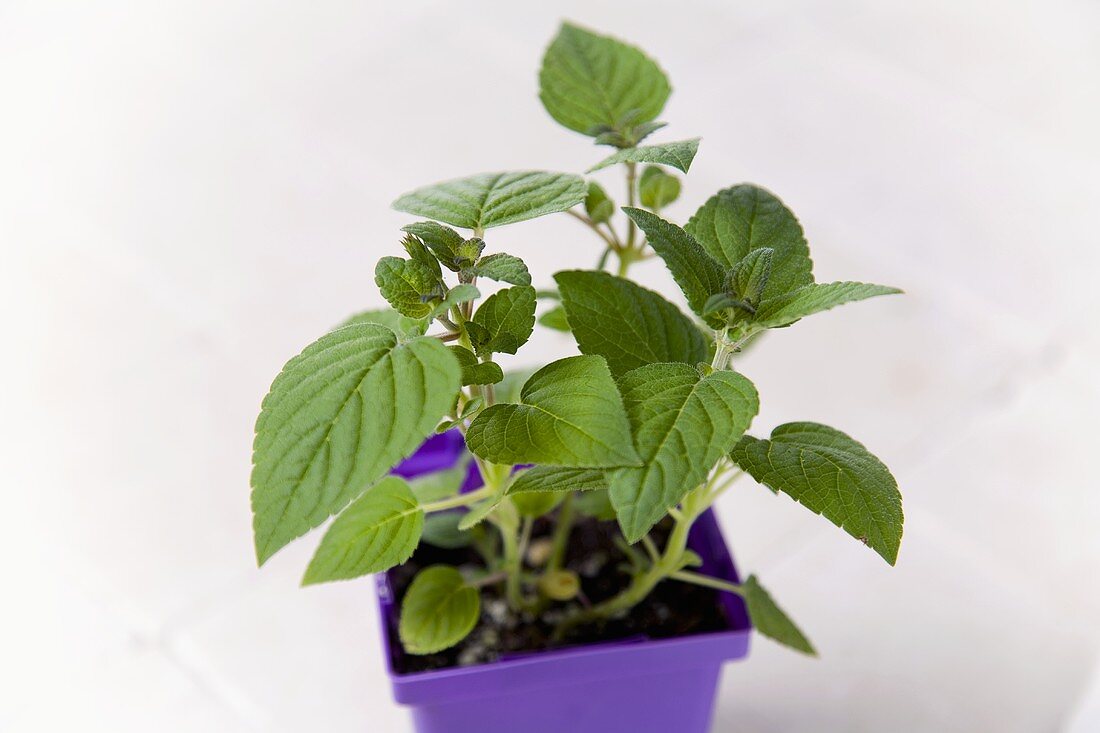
[
  {"x1": 466, "y1": 355, "x2": 640, "y2": 467},
  {"x1": 399, "y1": 566, "x2": 480, "y2": 655},
  {"x1": 539, "y1": 22, "x2": 670, "y2": 136}
]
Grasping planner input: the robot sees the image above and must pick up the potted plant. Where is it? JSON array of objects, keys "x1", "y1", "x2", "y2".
[{"x1": 250, "y1": 21, "x2": 904, "y2": 733}]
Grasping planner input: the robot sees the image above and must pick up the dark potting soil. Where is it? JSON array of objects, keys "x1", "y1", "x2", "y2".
[{"x1": 387, "y1": 515, "x2": 731, "y2": 674}]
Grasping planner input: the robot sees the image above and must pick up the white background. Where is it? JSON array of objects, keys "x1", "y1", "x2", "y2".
[{"x1": 3, "y1": 1, "x2": 1100, "y2": 731}]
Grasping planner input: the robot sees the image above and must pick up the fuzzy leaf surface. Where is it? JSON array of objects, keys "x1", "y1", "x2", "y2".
[
  {"x1": 302, "y1": 477, "x2": 423, "y2": 584},
  {"x1": 466, "y1": 355, "x2": 640, "y2": 467},
  {"x1": 336, "y1": 308, "x2": 427, "y2": 338},
  {"x1": 251, "y1": 324, "x2": 460, "y2": 563},
  {"x1": 608, "y1": 363, "x2": 759, "y2": 541},
  {"x1": 739, "y1": 282, "x2": 902, "y2": 335},
  {"x1": 449, "y1": 346, "x2": 504, "y2": 386},
  {"x1": 588, "y1": 138, "x2": 699, "y2": 173},
  {"x1": 685, "y1": 184, "x2": 814, "y2": 299},
  {"x1": 622, "y1": 208, "x2": 726, "y2": 327},
  {"x1": 555, "y1": 270, "x2": 709, "y2": 376},
  {"x1": 470, "y1": 285, "x2": 536, "y2": 357},
  {"x1": 393, "y1": 172, "x2": 586, "y2": 230},
  {"x1": 731, "y1": 422, "x2": 903, "y2": 564},
  {"x1": 538, "y1": 22, "x2": 670, "y2": 136},
  {"x1": 375, "y1": 257, "x2": 444, "y2": 319},
  {"x1": 399, "y1": 566, "x2": 480, "y2": 655},
  {"x1": 472, "y1": 253, "x2": 532, "y2": 285}
]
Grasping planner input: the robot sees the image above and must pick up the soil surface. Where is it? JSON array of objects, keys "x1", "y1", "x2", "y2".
[{"x1": 387, "y1": 515, "x2": 731, "y2": 674}]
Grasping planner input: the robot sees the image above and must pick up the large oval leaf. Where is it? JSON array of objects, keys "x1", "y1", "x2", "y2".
[
  {"x1": 731, "y1": 422, "x2": 903, "y2": 565},
  {"x1": 301, "y1": 477, "x2": 423, "y2": 585},
  {"x1": 685, "y1": 184, "x2": 814, "y2": 299},
  {"x1": 608, "y1": 363, "x2": 759, "y2": 542},
  {"x1": 251, "y1": 324, "x2": 461, "y2": 564},
  {"x1": 399, "y1": 566, "x2": 481, "y2": 655},
  {"x1": 466, "y1": 355, "x2": 640, "y2": 468},
  {"x1": 555, "y1": 270, "x2": 709, "y2": 377},
  {"x1": 392, "y1": 172, "x2": 585, "y2": 230},
  {"x1": 539, "y1": 22, "x2": 670, "y2": 136}
]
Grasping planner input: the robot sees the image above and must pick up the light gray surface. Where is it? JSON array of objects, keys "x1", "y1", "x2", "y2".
[{"x1": 3, "y1": 1, "x2": 1099, "y2": 731}]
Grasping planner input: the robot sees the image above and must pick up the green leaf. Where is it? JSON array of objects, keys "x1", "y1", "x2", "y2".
[
  {"x1": 728, "y1": 247, "x2": 773, "y2": 307},
  {"x1": 508, "y1": 466, "x2": 609, "y2": 494},
  {"x1": 621, "y1": 208, "x2": 726, "y2": 327},
  {"x1": 470, "y1": 285, "x2": 537, "y2": 357},
  {"x1": 555, "y1": 270, "x2": 709, "y2": 377},
  {"x1": 471, "y1": 253, "x2": 531, "y2": 286},
  {"x1": 429, "y1": 284, "x2": 480, "y2": 320},
  {"x1": 466, "y1": 355, "x2": 641, "y2": 468},
  {"x1": 374, "y1": 256, "x2": 444, "y2": 319},
  {"x1": 511, "y1": 490, "x2": 565, "y2": 518},
  {"x1": 584, "y1": 181, "x2": 615, "y2": 224},
  {"x1": 336, "y1": 308, "x2": 427, "y2": 338},
  {"x1": 401, "y1": 221, "x2": 468, "y2": 271},
  {"x1": 538, "y1": 22, "x2": 670, "y2": 137},
  {"x1": 301, "y1": 477, "x2": 423, "y2": 585},
  {"x1": 574, "y1": 489, "x2": 616, "y2": 520},
  {"x1": 731, "y1": 422, "x2": 903, "y2": 565},
  {"x1": 685, "y1": 184, "x2": 814, "y2": 299},
  {"x1": 457, "y1": 493, "x2": 505, "y2": 531},
  {"x1": 251, "y1": 324, "x2": 461, "y2": 564},
  {"x1": 401, "y1": 233, "x2": 443, "y2": 279},
  {"x1": 739, "y1": 281, "x2": 902, "y2": 336},
  {"x1": 393, "y1": 172, "x2": 586, "y2": 230},
  {"x1": 448, "y1": 346, "x2": 504, "y2": 386},
  {"x1": 399, "y1": 566, "x2": 480, "y2": 655},
  {"x1": 638, "y1": 166, "x2": 681, "y2": 210},
  {"x1": 588, "y1": 138, "x2": 699, "y2": 173},
  {"x1": 743, "y1": 575, "x2": 816, "y2": 655},
  {"x1": 420, "y1": 511, "x2": 474, "y2": 549},
  {"x1": 538, "y1": 305, "x2": 571, "y2": 332},
  {"x1": 608, "y1": 363, "x2": 759, "y2": 542}
]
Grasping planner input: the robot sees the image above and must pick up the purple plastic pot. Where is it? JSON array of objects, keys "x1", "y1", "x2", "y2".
[{"x1": 376, "y1": 433, "x2": 752, "y2": 733}]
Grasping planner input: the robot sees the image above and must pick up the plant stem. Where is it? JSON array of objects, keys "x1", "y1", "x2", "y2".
[
  {"x1": 669, "y1": 570, "x2": 744, "y2": 596},
  {"x1": 546, "y1": 492, "x2": 576, "y2": 572},
  {"x1": 566, "y1": 210, "x2": 619, "y2": 251},
  {"x1": 420, "y1": 485, "x2": 494, "y2": 513},
  {"x1": 501, "y1": 515, "x2": 525, "y2": 611}
]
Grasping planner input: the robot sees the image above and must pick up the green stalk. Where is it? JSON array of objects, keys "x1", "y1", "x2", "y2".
[{"x1": 546, "y1": 492, "x2": 576, "y2": 572}]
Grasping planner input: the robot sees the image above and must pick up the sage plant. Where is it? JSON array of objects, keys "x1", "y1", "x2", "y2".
[{"x1": 250, "y1": 22, "x2": 904, "y2": 657}]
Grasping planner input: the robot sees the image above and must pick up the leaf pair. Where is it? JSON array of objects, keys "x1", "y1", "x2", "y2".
[
  {"x1": 625, "y1": 185, "x2": 900, "y2": 335},
  {"x1": 470, "y1": 356, "x2": 760, "y2": 543}
]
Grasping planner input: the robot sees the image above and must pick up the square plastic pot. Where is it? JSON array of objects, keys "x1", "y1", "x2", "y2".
[{"x1": 376, "y1": 433, "x2": 752, "y2": 733}]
